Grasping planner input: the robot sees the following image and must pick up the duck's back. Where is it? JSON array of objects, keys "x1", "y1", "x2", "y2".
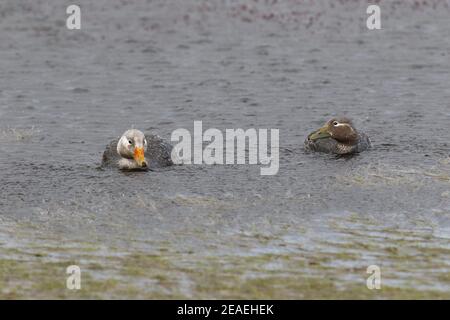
[
  {"x1": 101, "y1": 138, "x2": 121, "y2": 167},
  {"x1": 144, "y1": 134, "x2": 174, "y2": 168},
  {"x1": 101, "y1": 134, "x2": 174, "y2": 168}
]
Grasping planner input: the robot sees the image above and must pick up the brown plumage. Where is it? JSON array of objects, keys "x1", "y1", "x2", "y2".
[{"x1": 305, "y1": 117, "x2": 371, "y2": 154}]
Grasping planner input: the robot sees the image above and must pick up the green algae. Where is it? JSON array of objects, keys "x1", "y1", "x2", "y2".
[
  {"x1": 1, "y1": 207, "x2": 449, "y2": 299},
  {"x1": 1, "y1": 241, "x2": 449, "y2": 299}
]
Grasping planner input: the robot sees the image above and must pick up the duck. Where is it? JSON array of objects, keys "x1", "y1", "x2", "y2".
[
  {"x1": 304, "y1": 117, "x2": 371, "y2": 154},
  {"x1": 101, "y1": 129, "x2": 174, "y2": 170}
]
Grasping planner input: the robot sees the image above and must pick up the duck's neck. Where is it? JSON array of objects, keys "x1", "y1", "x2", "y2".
[{"x1": 118, "y1": 158, "x2": 140, "y2": 170}]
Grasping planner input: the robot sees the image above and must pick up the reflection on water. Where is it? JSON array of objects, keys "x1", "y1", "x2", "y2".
[{"x1": 1, "y1": 0, "x2": 450, "y2": 298}]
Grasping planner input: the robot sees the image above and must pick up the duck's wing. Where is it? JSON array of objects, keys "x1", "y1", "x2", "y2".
[
  {"x1": 144, "y1": 133, "x2": 174, "y2": 168},
  {"x1": 355, "y1": 132, "x2": 372, "y2": 152},
  {"x1": 101, "y1": 138, "x2": 120, "y2": 167}
]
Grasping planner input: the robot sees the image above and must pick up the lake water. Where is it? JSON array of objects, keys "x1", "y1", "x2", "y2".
[{"x1": 0, "y1": 0, "x2": 449, "y2": 298}]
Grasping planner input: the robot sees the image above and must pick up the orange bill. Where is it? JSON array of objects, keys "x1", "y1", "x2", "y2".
[{"x1": 133, "y1": 147, "x2": 146, "y2": 166}]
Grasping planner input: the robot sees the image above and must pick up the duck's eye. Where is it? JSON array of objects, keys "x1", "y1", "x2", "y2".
[
  {"x1": 332, "y1": 121, "x2": 339, "y2": 126},
  {"x1": 128, "y1": 139, "x2": 133, "y2": 145}
]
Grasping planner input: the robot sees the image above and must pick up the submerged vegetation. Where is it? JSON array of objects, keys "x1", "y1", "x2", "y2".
[{"x1": 1, "y1": 216, "x2": 449, "y2": 299}]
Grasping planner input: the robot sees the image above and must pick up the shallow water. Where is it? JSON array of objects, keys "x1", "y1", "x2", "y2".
[{"x1": 1, "y1": 0, "x2": 450, "y2": 298}]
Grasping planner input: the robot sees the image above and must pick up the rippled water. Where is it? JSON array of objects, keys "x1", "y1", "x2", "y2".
[{"x1": 1, "y1": 0, "x2": 450, "y2": 298}]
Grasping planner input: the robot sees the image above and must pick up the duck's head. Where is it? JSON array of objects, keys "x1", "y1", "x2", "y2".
[
  {"x1": 117, "y1": 129, "x2": 148, "y2": 168},
  {"x1": 309, "y1": 118, "x2": 358, "y2": 145}
]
